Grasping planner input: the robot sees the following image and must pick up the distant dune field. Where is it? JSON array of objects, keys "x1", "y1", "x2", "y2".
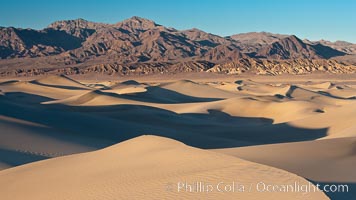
[{"x1": 0, "y1": 74, "x2": 355, "y2": 200}]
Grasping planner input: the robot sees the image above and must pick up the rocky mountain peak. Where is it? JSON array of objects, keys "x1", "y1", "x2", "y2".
[
  {"x1": 115, "y1": 16, "x2": 160, "y2": 31},
  {"x1": 0, "y1": 16, "x2": 353, "y2": 76}
]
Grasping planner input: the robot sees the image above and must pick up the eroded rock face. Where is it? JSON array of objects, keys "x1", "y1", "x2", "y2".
[
  {"x1": 0, "y1": 17, "x2": 355, "y2": 77},
  {"x1": 1, "y1": 58, "x2": 354, "y2": 77},
  {"x1": 208, "y1": 59, "x2": 354, "y2": 75}
]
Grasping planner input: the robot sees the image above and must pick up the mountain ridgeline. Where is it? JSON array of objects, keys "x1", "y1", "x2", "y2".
[{"x1": 0, "y1": 16, "x2": 355, "y2": 76}]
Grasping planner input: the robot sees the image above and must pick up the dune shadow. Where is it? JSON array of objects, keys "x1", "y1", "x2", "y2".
[
  {"x1": 0, "y1": 116, "x2": 113, "y2": 150},
  {"x1": 308, "y1": 180, "x2": 356, "y2": 200},
  {"x1": 0, "y1": 80, "x2": 20, "y2": 85},
  {"x1": 1, "y1": 92, "x2": 54, "y2": 104},
  {"x1": 119, "y1": 80, "x2": 141, "y2": 85},
  {"x1": 285, "y1": 85, "x2": 299, "y2": 98},
  {"x1": 1, "y1": 92, "x2": 327, "y2": 149},
  {"x1": 100, "y1": 86, "x2": 222, "y2": 103},
  {"x1": 0, "y1": 148, "x2": 49, "y2": 168},
  {"x1": 317, "y1": 91, "x2": 356, "y2": 100},
  {"x1": 29, "y1": 80, "x2": 90, "y2": 91}
]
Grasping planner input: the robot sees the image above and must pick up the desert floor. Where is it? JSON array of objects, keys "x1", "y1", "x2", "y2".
[{"x1": 0, "y1": 73, "x2": 355, "y2": 200}]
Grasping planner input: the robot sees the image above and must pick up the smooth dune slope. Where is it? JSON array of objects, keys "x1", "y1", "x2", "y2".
[
  {"x1": 0, "y1": 76, "x2": 90, "y2": 100},
  {"x1": 288, "y1": 102, "x2": 356, "y2": 138},
  {"x1": 214, "y1": 137, "x2": 356, "y2": 182},
  {"x1": 31, "y1": 75, "x2": 92, "y2": 89},
  {"x1": 160, "y1": 80, "x2": 238, "y2": 98},
  {"x1": 0, "y1": 135, "x2": 328, "y2": 200},
  {"x1": 213, "y1": 137, "x2": 356, "y2": 200}
]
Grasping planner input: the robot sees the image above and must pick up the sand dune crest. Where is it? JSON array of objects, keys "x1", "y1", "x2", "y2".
[{"x1": 0, "y1": 135, "x2": 328, "y2": 200}]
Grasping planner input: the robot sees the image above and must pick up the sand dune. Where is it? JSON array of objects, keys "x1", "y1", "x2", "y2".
[
  {"x1": 106, "y1": 80, "x2": 148, "y2": 94},
  {"x1": 218, "y1": 97, "x2": 324, "y2": 123},
  {"x1": 300, "y1": 81, "x2": 333, "y2": 90},
  {"x1": 324, "y1": 86, "x2": 356, "y2": 99},
  {"x1": 235, "y1": 79, "x2": 291, "y2": 96},
  {"x1": 214, "y1": 137, "x2": 356, "y2": 200},
  {"x1": 214, "y1": 137, "x2": 356, "y2": 182},
  {"x1": 160, "y1": 80, "x2": 238, "y2": 98},
  {"x1": 43, "y1": 86, "x2": 325, "y2": 124},
  {"x1": 1, "y1": 76, "x2": 354, "y2": 147},
  {"x1": 42, "y1": 90, "x2": 139, "y2": 105},
  {"x1": 0, "y1": 135, "x2": 328, "y2": 200},
  {"x1": 286, "y1": 85, "x2": 352, "y2": 106},
  {"x1": 0, "y1": 111, "x2": 114, "y2": 170},
  {"x1": 0, "y1": 77, "x2": 90, "y2": 100},
  {"x1": 31, "y1": 75, "x2": 92, "y2": 89},
  {"x1": 108, "y1": 86, "x2": 147, "y2": 95},
  {"x1": 45, "y1": 92, "x2": 325, "y2": 124},
  {"x1": 289, "y1": 102, "x2": 356, "y2": 138},
  {"x1": 0, "y1": 75, "x2": 355, "y2": 199}
]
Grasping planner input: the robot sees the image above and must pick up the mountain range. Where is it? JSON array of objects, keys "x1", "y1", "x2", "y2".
[{"x1": 0, "y1": 16, "x2": 355, "y2": 76}]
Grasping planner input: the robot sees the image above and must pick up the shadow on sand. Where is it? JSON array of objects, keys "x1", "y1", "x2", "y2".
[
  {"x1": 0, "y1": 92, "x2": 327, "y2": 148},
  {"x1": 0, "y1": 148, "x2": 49, "y2": 168},
  {"x1": 309, "y1": 180, "x2": 356, "y2": 200}
]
